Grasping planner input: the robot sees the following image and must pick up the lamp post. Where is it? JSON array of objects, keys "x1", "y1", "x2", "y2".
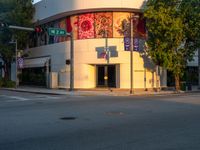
[
  {"x1": 9, "y1": 39, "x2": 18, "y2": 88},
  {"x1": 130, "y1": 14, "x2": 139, "y2": 94}
]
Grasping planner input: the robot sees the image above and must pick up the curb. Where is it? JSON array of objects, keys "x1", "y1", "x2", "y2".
[{"x1": 1, "y1": 88, "x2": 199, "y2": 97}]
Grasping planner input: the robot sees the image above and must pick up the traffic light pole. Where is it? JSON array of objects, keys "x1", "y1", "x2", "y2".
[
  {"x1": 69, "y1": 32, "x2": 74, "y2": 91},
  {"x1": 199, "y1": 48, "x2": 200, "y2": 89},
  {"x1": 15, "y1": 39, "x2": 18, "y2": 88},
  {"x1": 8, "y1": 25, "x2": 34, "y2": 31}
]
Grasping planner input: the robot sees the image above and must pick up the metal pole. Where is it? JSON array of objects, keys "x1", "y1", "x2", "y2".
[
  {"x1": 8, "y1": 25, "x2": 34, "y2": 31},
  {"x1": 15, "y1": 39, "x2": 18, "y2": 88},
  {"x1": 144, "y1": 68, "x2": 147, "y2": 91},
  {"x1": 105, "y1": 31, "x2": 109, "y2": 64},
  {"x1": 130, "y1": 15, "x2": 134, "y2": 94},
  {"x1": 105, "y1": 31, "x2": 109, "y2": 87},
  {"x1": 198, "y1": 48, "x2": 200, "y2": 89},
  {"x1": 46, "y1": 61, "x2": 49, "y2": 88},
  {"x1": 70, "y1": 32, "x2": 74, "y2": 91},
  {"x1": 130, "y1": 14, "x2": 139, "y2": 94}
]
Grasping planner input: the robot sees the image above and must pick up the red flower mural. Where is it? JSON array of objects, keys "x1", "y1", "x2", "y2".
[
  {"x1": 78, "y1": 13, "x2": 95, "y2": 39},
  {"x1": 81, "y1": 20, "x2": 92, "y2": 31}
]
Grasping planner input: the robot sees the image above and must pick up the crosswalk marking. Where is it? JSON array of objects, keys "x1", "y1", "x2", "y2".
[
  {"x1": 8, "y1": 96, "x2": 30, "y2": 101},
  {"x1": 0, "y1": 95, "x2": 61, "y2": 102}
]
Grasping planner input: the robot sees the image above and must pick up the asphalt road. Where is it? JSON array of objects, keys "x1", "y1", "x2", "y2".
[{"x1": 0, "y1": 90, "x2": 200, "y2": 150}]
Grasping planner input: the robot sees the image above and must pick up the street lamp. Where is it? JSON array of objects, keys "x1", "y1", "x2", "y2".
[
  {"x1": 130, "y1": 14, "x2": 139, "y2": 94},
  {"x1": 9, "y1": 39, "x2": 18, "y2": 88}
]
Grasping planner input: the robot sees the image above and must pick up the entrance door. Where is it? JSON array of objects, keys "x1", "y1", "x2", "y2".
[{"x1": 97, "y1": 65, "x2": 116, "y2": 88}]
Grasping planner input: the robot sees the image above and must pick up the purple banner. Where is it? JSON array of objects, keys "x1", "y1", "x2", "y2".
[
  {"x1": 133, "y1": 38, "x2": 139, "y2": 51},
  {"x1": 124, "y1": 37, "x2": 131, "y2": 51}
]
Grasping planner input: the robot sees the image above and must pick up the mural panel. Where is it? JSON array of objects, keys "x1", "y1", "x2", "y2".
[
  {"x1": 78, "y1": 13, "x2": 95, "y2": 39},
  {"x1": 59, "y1": 18, "x2": 67, "y2": 42},
  {"x1": 70, "y1": 15, "x2": 78, "y2": 40},
  {"x1": 94, "y1": 12, "x2": 113, "y2": 38},
  {"x1": 113, "y1": 12, "x2": 131, "y2": 37}
]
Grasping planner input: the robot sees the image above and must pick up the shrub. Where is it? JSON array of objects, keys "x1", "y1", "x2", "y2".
[
  {"x1": 0, "y1": 78, "x2": 4, "y2": 87},
  {"x1": 0, "y1": 78, "x2": 16, "y2": 88},
  {"x1": 3, "y1": 80, "x2": 16, "y2": 88}
]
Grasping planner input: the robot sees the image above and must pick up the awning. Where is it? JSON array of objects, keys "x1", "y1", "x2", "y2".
[{"x1": 23, "y1": 57, "x2": 50, "y2": 68}]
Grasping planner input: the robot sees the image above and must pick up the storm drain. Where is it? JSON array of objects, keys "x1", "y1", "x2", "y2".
[{"x1": 60, "y1": 117, "x2": 77, "y2": 120}]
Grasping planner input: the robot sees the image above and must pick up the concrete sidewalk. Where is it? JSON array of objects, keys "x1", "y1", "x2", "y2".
[{"x1": 1, "y1": 86, "x2": 200, "y2": 96}]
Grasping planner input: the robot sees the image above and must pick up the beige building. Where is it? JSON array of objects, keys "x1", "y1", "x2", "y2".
[{"x1": 23, "y1": 0, "x2": 167, "y2": 90}]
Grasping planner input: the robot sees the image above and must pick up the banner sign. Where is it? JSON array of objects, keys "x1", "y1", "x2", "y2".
[
  {"x1": 124, "y1": 37, "x2": 131, "y2": 51},
  {"x1": 17, "y1": 57, "x2": 24, "y2": 69},
  {"x1": 133, "y1": 38, "x2": 139, "y2": 51}
]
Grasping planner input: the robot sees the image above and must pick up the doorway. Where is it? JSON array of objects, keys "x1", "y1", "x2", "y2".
[{"x1": 97, "y1": 65, "x2": 116, "y2": 88}]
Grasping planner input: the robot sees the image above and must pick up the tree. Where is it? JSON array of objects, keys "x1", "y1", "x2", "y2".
[
  {"x1": 0, "y1": 0, "x2": 34, "y2": 80},
  {"x1": 144, "y1": 0, "x2": 200, "y2": 91}
]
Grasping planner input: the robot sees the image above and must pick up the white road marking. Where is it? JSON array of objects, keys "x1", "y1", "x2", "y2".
[
  {"x1": 34, "y1": 95, "x2": 60, "y2": 100},
  {"x1": 0, "y1": 94, "x2": 61, "y2": 102},
  {"x1": 9, "y1": 96, "x2": 30, "y2": 101}
]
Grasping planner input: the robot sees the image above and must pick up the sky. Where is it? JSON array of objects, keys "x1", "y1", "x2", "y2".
[{"x1": 32, "y1": 0, "x2": 42, "y2": 4}]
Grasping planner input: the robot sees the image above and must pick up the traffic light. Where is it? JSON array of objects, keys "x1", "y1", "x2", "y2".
[
  {"x1": 34, "y1": 26, "x2": 43, "y2": 33},
  {"x1": 0, "y1": 22, "x2": 8, "y2": 28}
]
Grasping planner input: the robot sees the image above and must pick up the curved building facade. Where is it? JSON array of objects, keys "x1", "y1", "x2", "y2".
[{"x1": 25, "y1": 0, "x2": 167, "y2": 89}]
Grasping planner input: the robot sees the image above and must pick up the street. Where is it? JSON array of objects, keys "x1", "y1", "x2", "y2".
[{"x1": 0, "y1": 90, "x2": 200, "y2": 150}]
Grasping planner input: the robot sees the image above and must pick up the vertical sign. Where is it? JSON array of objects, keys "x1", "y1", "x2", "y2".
[
  {"x1": 17, "y1": 57, "x2": 24, "y2": 69},
  {"x1": 124, "y1": 37, "x2": 131, "y2": 51},
  {"x1": 133, "y1": 38, "x2": 139, "y2": 51}
]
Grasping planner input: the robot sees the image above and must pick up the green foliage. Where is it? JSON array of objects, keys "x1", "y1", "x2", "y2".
[
  {"x1": 1, "y1": 0, "x2": 35, "y2": 49},
  {"x1": 0, "y1": 0, "x2": 35, "y2": 79},
  {"x1": 0, "y1": 78, "x2": 15, "y2": 88},
  {"x1": 0, "y1": 78, "x2": 4, "y2": 87},
  {"x1": 144, "y1": 0, "x2": 200, "y2": 90}
]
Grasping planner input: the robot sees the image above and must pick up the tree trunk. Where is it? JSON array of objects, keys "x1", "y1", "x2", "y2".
[
  {"x1": 3, "y1": 63, "x2": 10, "y2": 80},
  {"x1": 175, "y1": 74, "x2": 180, "y2": 91}
]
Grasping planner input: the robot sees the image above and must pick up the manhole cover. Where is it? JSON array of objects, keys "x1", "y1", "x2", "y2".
[
  {"x1": 60, "y1": 117, "x2": 76, "y2": 120},
  {"x1": 105, "y1": 111, "x2": 125, "y2": 116}
]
